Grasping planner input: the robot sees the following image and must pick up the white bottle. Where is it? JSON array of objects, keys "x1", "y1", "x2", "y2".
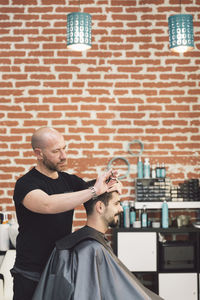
[
  {"x1": 151, "y1": 165, "x2": 156, "y2": 178},
  {"x1": 0, "y1": 224, "x2": 10, "y2": 251},
  {"x1": 144, "y1": 158, "x2": 150, "y2": 178}
]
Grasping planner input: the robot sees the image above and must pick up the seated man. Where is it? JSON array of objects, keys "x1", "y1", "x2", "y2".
[{"x1": 32, "y1": 182, "x2": 163, "y2": 300}]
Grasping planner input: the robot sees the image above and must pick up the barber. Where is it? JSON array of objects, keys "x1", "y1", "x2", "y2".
[{"x1": 11, "y1": 127, "x2": 121, "y2": 300}]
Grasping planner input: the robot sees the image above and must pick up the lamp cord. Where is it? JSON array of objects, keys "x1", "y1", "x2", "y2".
[{"x1": 180, "y1": 0, "x2": 182, "y2": 14}]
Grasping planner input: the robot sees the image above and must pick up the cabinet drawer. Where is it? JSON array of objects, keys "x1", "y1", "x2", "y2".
[
  {"x1": 159, "y1": 273, "x2": 198, "y2": 300},
  {"x1": 117, "y1": 232, "x2": 157, "y2": 272}
]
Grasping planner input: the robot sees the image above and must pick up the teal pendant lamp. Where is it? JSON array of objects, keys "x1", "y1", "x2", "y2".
[
  {"x1": 168, "y1": 14, "x2": 194, "y2": 53},
  {"x1": 67, "y1": 5, "x2": 92, "y2": 51},
  {"x1": 168, "y1": 0, "x2": 194, "y2": 53}
]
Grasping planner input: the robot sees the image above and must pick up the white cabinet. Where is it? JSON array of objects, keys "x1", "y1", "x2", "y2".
[
  {"x1": 159, "y1": 273, "x2": 198, "y2": 300},
  {"x1": 117, "y1": 232, "x2": 157, "y2": 272},
  {"x1": 114, "y1": 228, "x2": 200, "y2": 300}
]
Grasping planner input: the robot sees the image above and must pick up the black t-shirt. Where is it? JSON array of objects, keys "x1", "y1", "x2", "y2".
[{"x1": 13, "y1": 167, "x2": 87, "y2": 273}]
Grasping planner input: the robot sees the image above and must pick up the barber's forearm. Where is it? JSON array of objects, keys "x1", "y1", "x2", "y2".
[
  {"x1": 23, "y1": 188, "x2": 94, "y2": 214},
  {"x1": 47, "y1": 189, "x2": 93, "y2": 213}
]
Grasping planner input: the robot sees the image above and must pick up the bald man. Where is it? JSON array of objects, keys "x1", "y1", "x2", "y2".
[{"x1": 11, "y1": 127, "x2": 121, "y2": 300}]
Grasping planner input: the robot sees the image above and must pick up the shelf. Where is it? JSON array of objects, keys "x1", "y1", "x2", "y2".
[
  {"x1": 135, "y1": 202, "x2": 200, "y2": 209},
  {"x1": 113, "y1": 227, "x2": 200, "y2": 233}
]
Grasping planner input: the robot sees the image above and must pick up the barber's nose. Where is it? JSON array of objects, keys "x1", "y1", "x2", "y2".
[
  {"x1": 119, "y1": 205, "x2": 123, "y2": 213},
  {"x1": 60, "y1": 149, "x2": 67, "y2": 159}
]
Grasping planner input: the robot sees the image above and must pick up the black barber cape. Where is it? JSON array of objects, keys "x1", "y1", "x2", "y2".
[{"x1": 32, "y1": 226, "x2": 163, "y2": 300}]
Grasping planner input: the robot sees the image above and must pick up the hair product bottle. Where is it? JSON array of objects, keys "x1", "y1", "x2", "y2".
[
  {"x1": 144, "y1": 158, "x2": 150, "y2": 179},
  {"x1": 129, "y1": 201, "x2": 136, "y2": 227},
  {"x1": 137, "y1": 157, "x2": 143, "y2": 178},
  {"x1": 156, "y1": 162, "x2": 161, "y2": 178},
  {"x1": 141, "y1": 205, "x2": 148, "y2": 228},
  {"x1": 160, "y1": 162, "x2": 166, "y2": 178},
  {"x1": 162, "y1": 201, "x2": 169, "y2": 228},
  {"x1": 122, "y1": 201, "x2": 130, "y2": 228}
]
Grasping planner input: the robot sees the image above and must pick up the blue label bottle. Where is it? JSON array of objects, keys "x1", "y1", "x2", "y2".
[
  {"x1": 162, "y1": 201, "x2": 169, "y2": 228},
  {"x1": 141, "y1": 205, "x2": 148, "y2": 228},
  {"x1": 129, "y1": 201, "x2": 136, "y2": 227},
  {"x1": 156, "y1": 162, "x2": 161, "y2": 178},
  {"x1": 137, "y1": 157, "x2": 143, "y2": 178},
  {"x1": 160, "y1": 162, "x2": 166, "y2": 178},
  {"x1": 122, "y1": 201, "x2": 130, "y2": 228}
]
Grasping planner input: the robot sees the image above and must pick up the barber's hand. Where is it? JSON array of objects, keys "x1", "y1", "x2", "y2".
[
  {"x1": 94, "y1": 169, "x2": 122, "y2": 196},
  {"x1": 107, "y1": 178, "x2": 122, "y2": 195}
]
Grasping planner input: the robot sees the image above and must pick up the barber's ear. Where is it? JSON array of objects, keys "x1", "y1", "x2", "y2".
[
  {"x1": 34, "y1": 148, "x2": 43, "y2": 159},
  {"x1": 96, "y1": 201, "x2": 105, "y2": 214}
]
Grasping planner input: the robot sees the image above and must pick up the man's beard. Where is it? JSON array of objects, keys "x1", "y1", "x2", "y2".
[
  {"x1": 43, "y1": 155, "x2": 67, "y2": 172},
  {"x1": 108, "y1": 214, "x2": 120, "y2": 228}
]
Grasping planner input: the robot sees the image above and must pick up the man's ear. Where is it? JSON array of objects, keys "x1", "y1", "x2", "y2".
[
  {"x1": 96, "y1": 201, "x2": 105, "y2": 215},
  {"x1": 34, "y1": 148, "x2": 43, "y2": 159}
]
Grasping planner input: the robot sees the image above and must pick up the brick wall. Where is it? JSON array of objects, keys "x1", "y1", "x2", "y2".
[{"x1": 0, "y1": 0, "x2": 200, "y2": 230}]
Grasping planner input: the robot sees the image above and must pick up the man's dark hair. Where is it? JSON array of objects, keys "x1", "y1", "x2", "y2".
[{"x1": 84, "y1": 179, "x2": 113, "y2": 216}]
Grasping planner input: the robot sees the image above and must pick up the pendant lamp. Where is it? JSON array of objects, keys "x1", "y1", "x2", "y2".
[
  {"x1": 168, "y1": 1, "x2": 194, "y2": 53},
  {"x1": 168, "y1": 14, "x2": 194, "y2": 53},
  {"x1": 67, "y1": 11, "x2": 92, "y2": 51}
]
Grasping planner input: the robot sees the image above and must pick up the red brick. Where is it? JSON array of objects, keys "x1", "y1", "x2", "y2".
[
  {"x1": 15, "y1": 44, "x2": 39, "y2": 49},
  {"x1": 82, "y1": 120, "x2": 107, "y2": 126},
  {"x1": 42, "y1": 97, "x2": 69, "y2": 103},
  {"x1": 37, "y1": 112, "x2": 62, "y2": 119},
  {"x1": 0, "y1": 174, "x2": 12, "y2": 180},
  {"x1": 86, "y1": 89, "x2": 111, "y2": 95},
  {"x1": 0, "y1": 44, "x2": 10, "y2": 49},
  {"x1": 120, "y1": 113, "x2": 145, "y2": 119},
  {"x1": 0, "y1": 166, "x2": 25, "y2": 172},
  {"x1": 25, "y1": 66, "x2": 50, "y2": 72},
  {"x1": 16, "y1": 81, "x2": 40, "y2": 87},
  {"x1": 0, "y1": 136, "x2": 22, "y2": 142},
  {"x1": 0, "y1": 22, "x2": 22, "y2": 27},
  {"x1": 127, "y1": 36, "x2": 152, "y2": 43},
  {"x1": 12, "y1": 0, "x2": 37, "y2": 4},
  {"x1": 53, "y1": 105, "x2": 78, "y2": 111},
  {"x1": 14, "y1": 14, "x2": 39, "y2": 20},
  {"x1": 15, "y1": 159, "x2": 36, "y2": 164},
  {"x1": 28, "y1": 51, "x2": 54, "y2": 57},
  {"x1": 109, "y1": 44, "x2": 133, "y2": 50},
  {"x1": 0, "y1": 58, "x2": 11, "y2": 64},
  {"x1": 55, "y1": 66, "x2": 80, "y2": 72},
  {"x1": 52, "y1": 120, "x2": 77, "y2": 126},
  {"x1": 69, "y1": 128, "x2": 94, "y2": 134},
  {"x1": 112, "y1": 14, "x2": 137, "y2": 21},
  {"x1": 28, "y1": 89, "x2": 53, "y2": 95},
  {"x1": 14, "y1": 58, "x2": 39, "y2": 64},
  {"x1": 0, "y1": 50, "x2": 25, "y2": 57},
  {"x1": 111, "y1": 0, "x2": 136, "y2": 5},
  {"x1": 0, "y1": 82, "x2": 13, "y2": 87},
  {"x1": 23, "y1": 120, "x2": 48, "y2": 127},
  {"x1": 162, "y1": 136, "x2": 187, "y2": 141},
  {"x1": 31, "y1": 74, "x2": 55, "y2": 80},
  {"x1": 165, "y1": 105, "x2": 190, "y2": 111},
  {"x1": 140, "y1": 44, "x2": 164, "y2": 50}
]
